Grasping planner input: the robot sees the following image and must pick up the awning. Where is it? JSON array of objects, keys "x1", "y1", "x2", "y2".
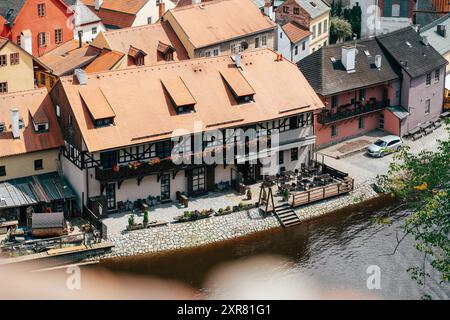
[
  {"x1": 0, "y1": 173, "x2": 76, "y2": 209},
  {"x1": 387, "y1": 106, "x2": 409, "y2": 120}
]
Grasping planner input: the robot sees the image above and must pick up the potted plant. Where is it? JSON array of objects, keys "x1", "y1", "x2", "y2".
[
  {"x1": 246, "y1": 189, "x2": 252, "y2": 200},
  {"x1": 143, "y1": 211, "x2": 149, "y2": 228},
  {"x1": 282, "y1": 188, "x2": 289, "y2": 202},
  {"x1": 238, "y1": 202, "x2": 244, "y2": 211}
]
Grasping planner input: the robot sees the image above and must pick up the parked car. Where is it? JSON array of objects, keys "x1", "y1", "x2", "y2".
[{"x1": 367, "y1": 135, "x2": 403, "y2": 157}]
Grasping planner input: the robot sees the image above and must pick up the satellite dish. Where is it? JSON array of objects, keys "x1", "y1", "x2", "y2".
[{"x1": 241, "y1": 41, "x2": 249, "y2": 50}]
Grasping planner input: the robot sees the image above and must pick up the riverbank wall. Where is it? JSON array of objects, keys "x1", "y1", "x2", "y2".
[{"x1": 90, "y1": 180, "x2": 379, "y2": 261}]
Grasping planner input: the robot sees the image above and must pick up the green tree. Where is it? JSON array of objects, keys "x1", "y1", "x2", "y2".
[
  {"x1": 330, "y1": 16, "x2": 353, "y2": 44},
  {"x1": 378, "y1": 121, "x2": 450, "y2": 293},
  {"x1": 330, "y1": 0, "x2": 343, "y2": 17}
]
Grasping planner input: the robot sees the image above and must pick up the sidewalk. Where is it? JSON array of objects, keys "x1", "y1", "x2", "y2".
[{"x1": 317, "y1": 130, "x2": 385, "y2": 159}]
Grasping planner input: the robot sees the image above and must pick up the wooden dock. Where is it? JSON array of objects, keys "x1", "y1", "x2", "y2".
[{"x1": 0, "y1": 242, "x2": 114, "y2": 267}]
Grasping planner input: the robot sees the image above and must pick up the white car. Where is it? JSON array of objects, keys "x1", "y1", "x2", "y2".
[{"x1": 367, "y1": 135, "x2": 403, "y2": 158}]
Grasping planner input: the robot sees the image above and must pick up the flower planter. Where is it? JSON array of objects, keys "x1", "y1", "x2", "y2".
[
  {"x1": 214, "y1": 210, "x2": 233, "y2": 216},
  {"x1": 173, "y1": 210, "x2": 214, "y2": 223},
  {"x1": 126, "y1": 223, "x2": 144, "y2": 231}
]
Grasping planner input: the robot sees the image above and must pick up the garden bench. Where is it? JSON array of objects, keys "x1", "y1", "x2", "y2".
[{"x1": 180, "y1": 194, "x2": 189, "y2": 208}]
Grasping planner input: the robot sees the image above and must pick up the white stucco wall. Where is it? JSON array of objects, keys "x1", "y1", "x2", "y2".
[{"x1": 74, "y1": 22, "x2": 106, "y2": 42}]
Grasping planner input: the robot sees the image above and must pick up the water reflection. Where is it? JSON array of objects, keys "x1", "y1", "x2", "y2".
[{"x1": 99, "y1": 196, "x2": 449, "y2": 299}]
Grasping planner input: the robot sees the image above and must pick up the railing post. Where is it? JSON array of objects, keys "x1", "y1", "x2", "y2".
[{"x1": 308, "y1": 191, "x2": 310, "y2": 203}]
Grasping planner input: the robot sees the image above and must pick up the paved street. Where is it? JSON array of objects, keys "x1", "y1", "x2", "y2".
[{"x1": 321, "y1": 125, "x2": 449, "y2": 185}]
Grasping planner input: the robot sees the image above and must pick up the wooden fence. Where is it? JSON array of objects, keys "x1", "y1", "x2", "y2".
[{"x1": 290, "y1": 177, "x2": 354, "y2": 208}]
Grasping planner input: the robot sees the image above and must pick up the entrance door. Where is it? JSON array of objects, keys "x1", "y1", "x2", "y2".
[
  {"x1": 105, "y1": 183, "x2": 116, "y2": 210},
  {"x1": 238, "y1": 163, "x2": 256, "y2": 184},
  {"x1": 161, "y1": 174, "x2": 171, "y2": 200}
]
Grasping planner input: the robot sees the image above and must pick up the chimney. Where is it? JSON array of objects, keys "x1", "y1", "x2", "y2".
[
  {"x1": 20, "y1": 31, "x2": 32, "y2": 55},
  {"x1": 95, "y1": 0, "x2": 103, "y2": 11},
  {"x1": 234, "y1": 53, "x2": 241, "y2": 68},
  {"x1": 263, "y1": 1, "x2": 275, "y2": 21},
  {"x1": 375, "y1": 54, "x2": 382, "y2": 69},
  {"x1": 159, "y1": 1, "x2": 166, "y2": 19},
  {"x1": 422, "y1": 35, "x2": 429, "y2": 46},
  {"x1": 437, "y1": 24, "x2": 446, "y2": 37},
  {"x1": 341, "y1": 45, "x2": 356, "y2": 73},
  {"x1": 74, "y1": 68, "x2": 87, "y2": 85},
  {"x1": 11, "y1": 109, "x2": 20, "y2": 139},
  {"x1": 78, "y1": 30, "x2": 83, "y2": 48}
]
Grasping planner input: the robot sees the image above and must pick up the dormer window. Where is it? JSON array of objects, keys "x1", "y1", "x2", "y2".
[
  {"x1": 157, "y1": 41, "x2": 176, "y2": 62},
  {"x1": 30, "y1": 109, "x2": 49, "y2": 133},
  {"x1": 128, "y1": 45, "x2": 147, "y2": 66},
  {"x1": 220, "y1": 68, "x2": 255, "y2": 105},
  {"x1": 79, "y1": 88, "x2": 116, "y2": 128},
  {"x1": 94, "y1": 118, "x2": 113, "y2": 127},
  {"x1": 161, "y1": 77, "x2": 196, "y2": 114}
]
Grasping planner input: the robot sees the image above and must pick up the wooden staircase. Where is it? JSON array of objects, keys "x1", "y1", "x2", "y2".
[{"x1": 274, "y1": 203, "x2": 301, "y2": 227}]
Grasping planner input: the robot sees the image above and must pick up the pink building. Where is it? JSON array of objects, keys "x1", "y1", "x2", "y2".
[
  {"x1": 299, "y1": 38, "x2": 401, "y2": 148},
  {"x1": 299, "y1": 27, "x2": 448, "y2": 149}
]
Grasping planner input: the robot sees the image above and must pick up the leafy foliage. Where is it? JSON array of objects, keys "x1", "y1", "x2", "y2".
[
  {"x1": 330, "y1": 16, "x2": 353, "y2": 44},
  {"x1": 378, "y1": 121, "x2": 450, "y2": 286},
  {"x1": 330, "y1": 0, "x2": 362, "y2": 43}
]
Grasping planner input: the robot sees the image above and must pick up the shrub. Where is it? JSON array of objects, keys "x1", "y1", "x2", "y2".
[
  {"x1": 143, "y1": 211, "x2": 149, "y2": 224},
  {"x1": 128, "y1": 214, "x2": 135, "y2": 226}
]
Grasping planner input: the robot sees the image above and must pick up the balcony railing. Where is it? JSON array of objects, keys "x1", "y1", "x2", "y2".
[
  {"x1": 95, "y1": 158, "x2": 187, "y2": 182},
  {"x1": 318, "y1": 100, "x2": 388, "y2": 124}
]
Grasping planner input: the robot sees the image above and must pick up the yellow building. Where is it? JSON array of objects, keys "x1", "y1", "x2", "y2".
[
  {"x1": 0, "y1": 88, "x2": 63, "y2": 182},
  {"x1": 275, "y1": 0, "x2": 331, "y2": 54},
  {"x1": 308, "y1": 9, "x2": 331, "y2": 53},
  {"x1": 0, "y1": 37, "x2": 51, "y2": 94}
]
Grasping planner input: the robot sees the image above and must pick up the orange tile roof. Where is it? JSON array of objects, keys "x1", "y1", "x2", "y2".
[
  {"x1": 39, "y1": 40, "x2": 101, "y2": 76},
  {"x1": 161, "y1": 76, "x2": 196, "y2": 106},
  {"x1": 83, "y1": 0, "x2": 148, "y2": 28},
  {"x1": 0, "y1": 88, "x2": 64, "y2": 158},
  {"x1": 220, "y1": 68, "x2": 255, "y2": 97},
  {"x1": 166, "y1": 0, "x2": 277, "y2": 49},
  {"x1": 282, "y1": 21, "x2": 311, "y2": 44},
  {"x1": 84, "y1": 49, "x2": 124, "y2": 73},
  {"x1": 79, "y1": 87, "x2": 116, "y2": 120},
  {"x1": 96, "y1": 21, "x2": 189, "y2": 65},
  {"x1": 83, "y1": 0, "x2": 148, "y2": 14},
  {"x1": 58, "y1": 49, "x2": 323, "y2": 152}
]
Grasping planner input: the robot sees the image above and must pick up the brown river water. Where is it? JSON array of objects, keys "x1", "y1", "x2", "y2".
[{"x1": 98, "y1": 196, "x2": 449, "y2": 299}]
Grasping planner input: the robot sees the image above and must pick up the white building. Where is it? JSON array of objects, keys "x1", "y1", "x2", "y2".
[{"x1": 67, "y1": 0, "x2": 106, "y2": 42}]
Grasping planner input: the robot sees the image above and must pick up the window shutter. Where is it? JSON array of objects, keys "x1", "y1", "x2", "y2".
[
  {"x1": 400, "y1": 0, "x2": 409, "y2": 17},
  {"x1": 46, "y1": 32, "x2": 50, "y2": 45},
  {"x1": 383, "y1": 0, "x2": 392, "y2": 16}
]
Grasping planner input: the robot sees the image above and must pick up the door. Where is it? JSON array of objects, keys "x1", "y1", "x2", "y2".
[
  {"x1": 161, "y1": 174, "x2": 171, "y2": 200},
  {"x1": 192, "y1": 167, "x2": 206, "y2": 195},
  {"x1": 105, "y1": 183, "x2": 116, "y2": 210}
]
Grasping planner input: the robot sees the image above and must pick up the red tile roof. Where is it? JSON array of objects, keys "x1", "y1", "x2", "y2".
[{"x1": 0, "y1": 89, "x2": 64, "y2": 158}]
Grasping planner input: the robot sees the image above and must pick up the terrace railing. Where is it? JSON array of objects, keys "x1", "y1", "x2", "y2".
[{"x1": 318, "y1": 99, "x2": 389, "y2": 124}]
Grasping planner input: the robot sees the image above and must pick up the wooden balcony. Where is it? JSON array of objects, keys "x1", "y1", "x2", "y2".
[{"x1": 318, "y1": 100, "x2": 388, "y2": 124}]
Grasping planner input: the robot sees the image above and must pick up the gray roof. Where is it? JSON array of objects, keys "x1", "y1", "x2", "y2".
[
  {"x1": 298, "y1": 38, "x2": 400, "y2": 96},
  {"x1": 377, "y1": 26, "x2": 448, "y2": 78},
  {"x1": 387, "y1": 105, "x2": 409, "y2": 120},
  {"x1": 32, "y1": 212, "x2": 65, "y2": 229},
  {"x1": 295, "y1": 0, "x2": 330, "y2": 19},
  {"x1": 65, "y1": 0, "x2": 101, "y2": 26},
  {"x1": 0, "y1": 0, "x2": 26, "y2": 23},
  {"x1": 0, "y1": 173, "x2": 76, "y2": 209},
  {"x1": 420, "y1": 13, "x2": 450, "y2": 56}
]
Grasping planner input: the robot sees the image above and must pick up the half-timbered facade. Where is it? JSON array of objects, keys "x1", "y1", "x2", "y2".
[{"x1": 51, "y1": 49, "x2": 323, "y2": 213}]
